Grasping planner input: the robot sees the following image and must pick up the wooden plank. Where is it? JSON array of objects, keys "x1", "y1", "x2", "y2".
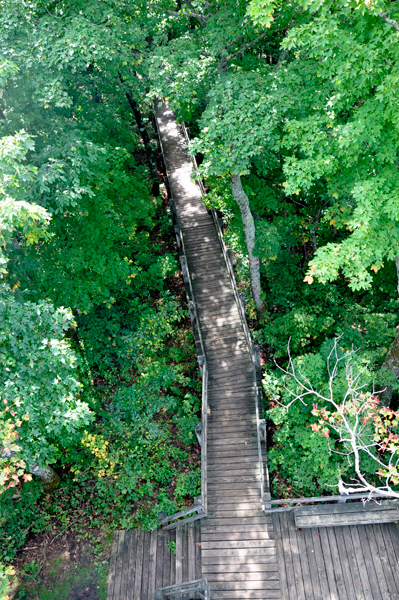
[
  {"x1": 334, "y1": 526, "x2": 357, "y2": 600},
  {"x1": 202, "y1": 531, "x2": 274, "y2": 542},
  {"x1": 176, "y1": 525, "x2": 183, "y2": 584},
  {"x1": 154, "y1": 530, "x2": 164, "y2": 591},
  {"x1": 294, "y1": 527, "x2": 314, "y2": 600},
  {"x1": 133, "y1": 529, "x2": 145, "y2": 599},
  {"x1": 120, "y1": 530, "x2": 130, "y2": 600},
  {"x1": 201, "y1": 547, "x2": 276, "y2": 557},
  {"x1": 301, "y1": 526, "x2": 323, "y2": 600},
  {"x1": 209, "y1": 590, "x2": 281, "y2": 599},
  {"x1": 126, "y1": 530, "x2": 138, "y2": 600},
  {"x1": 162, "y1": 528, "x2": 171, "y2": 587},
  {"x1": 188, "y1": 522, "x2": 195, "y2": 581},
  {"x1": 286, "y1": 513, "x2": 305, "y2": 600},
  {"x1": 380, "y1": 522, "x2": 399, "y2": 590},
  {"x1": 201, "y1": 540, "x2": 276, "y2": 549},
  {"x1": 113, "y1": 530, "x2": 126, "y2": 600},
  {"x1": 205, "y1": 516, "x2": 269, "y2": 526},
  {"x1": 317, "y1": 527, "x2": 339, "y2": 600},
  {"x1": 209, "y1": 580, "x2": 280, "y2": 590},
  {"x1": 208, "y1": 472, "x2": 259, "y2": 482},
  {"x1": 148, "y1": 531, "x2": 158, "y2": 600},
  {"x1": 182, "y1": 523, "x2": 188, "y2": 582},
  {"x1": 202, "y1": 557, "x2": 279, "y2": 569},
  {"x1": 194, "y1": 520, "x2": 202, "y2": 580},
  {"x1": 295, "y1": 499, "x2": 399, "y2": 515},
  {"x1": 202, "y1": 523, "x2": 274, "y2": 534},
  {"x1": 341, "y1": 524, "x2": 366, "y2": 600},
  {"x1": 309, "y1": 527, "x2": 331, "y2": 600},
  {"x1": 349, "y1": 525, "x2": 374, "y2": 600},
  {"x1": 295, "y1": 508, "x2": 399, "y2": 528},
  {"x1": 386, "y1": 523, "x2": 399, "y2": 590},
  {"x1": 325, "y1": 526, "x2": 349, "y2": 600},
  {"x1": 170, "y1": 531, "x2": 176, "y2": 584},
  {"x1": 207, "y1": 572, "x2": 280, "y2": 582},
  {"x1": 363, "y1": 525, "x2": 391, "y2": 600},
  {"x1": 353, "y1": 525, "x2": 382, "y2": 600},
  {"x1": 140, "y1": 531, "x2": 151, "y2": 600},
  {"x1": 106, "y1": 531, "x2": 119, "y2": 600},
  {"x1": 201, "y1": 554, "x2": 278, "y2": 566}
]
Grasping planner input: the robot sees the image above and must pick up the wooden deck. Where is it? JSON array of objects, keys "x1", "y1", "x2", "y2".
[
  {"x1": 107, "y1": 102, "x2": 399, "y2": 599},
  {"x1": 107, "y1": 523, "x2": 201, "y2": 599},
  {"x1": 273, "y1": 511, "x2": 399, "y2": 600}
]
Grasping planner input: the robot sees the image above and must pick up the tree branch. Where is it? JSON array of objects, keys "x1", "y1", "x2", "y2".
[
  {"x1": 166, "y1": 8, "x2": 208, "y2": 26},
  {"x1": 379, "y1": 12, "x2": 399, "y2": 32},
  {"x1": 228, "y1": 30, "x2": 269, "y2": 61}
]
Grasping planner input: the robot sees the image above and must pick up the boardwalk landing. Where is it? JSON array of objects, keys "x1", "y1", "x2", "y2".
[
  {"x1": 156, "y1": 102, "x2": 279, "y2": 599},
  {"x1": 107, "y1": 103, "x2": 399, "y2": 599}
]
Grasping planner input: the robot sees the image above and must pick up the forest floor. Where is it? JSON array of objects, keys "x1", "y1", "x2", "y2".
[{"x1": 10, "y1": 530, "x2": 111, "y2": 600}]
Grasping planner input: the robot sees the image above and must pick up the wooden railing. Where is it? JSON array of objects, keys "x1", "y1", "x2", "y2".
[
  {"x1": 154, "y1": 578, "x2": 210, "y2": 600},
  {"x1": 180, "y1": 122, "x2": 271, "y2": 511},
  {"x1": 263, "y1": 491, "x2": 398, "y2": 513},
  {"x1": 154, "y1": 108, "x2": 208, "y2": 531}
]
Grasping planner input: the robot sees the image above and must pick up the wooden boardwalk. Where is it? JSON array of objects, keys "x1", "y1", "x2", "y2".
[
  {"x1": 107, "y1": 102, "x2": 399, "y2": 599},
  {"x1": 155, "y1": 102, "x2": 279, "y2": 599}
]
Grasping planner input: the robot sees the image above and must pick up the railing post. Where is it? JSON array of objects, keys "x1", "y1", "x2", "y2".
[
  {"x1": 195, "y1": 422, "x2": 203, "y2": 447},
  {"x1": 197, "y1": 354, "x2": 205, "y2": 375},
  {"x1": 180, "y1": 255, "x2": 189, "y2": 285},
  {"x1": 258, "y1": 419, "x2": 267, "y2": 443},
  {"x1": 226, "y1": 248, "x2": 234, "y2": 271},
  {"x1": 239, "y1": 292, "x2": 246, "y2": 315}
]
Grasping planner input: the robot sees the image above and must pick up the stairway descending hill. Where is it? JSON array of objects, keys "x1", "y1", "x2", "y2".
[{"x1": 155, "y1": 102, "x2": 281, "y2": 600}]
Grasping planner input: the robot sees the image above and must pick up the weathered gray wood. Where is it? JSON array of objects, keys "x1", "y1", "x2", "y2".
[
  {"x1": 325, "y1": 526, "x2": 349, "y2": 600},
  {"x1": 380, "y1": 522, "x2": 399, "y2": 591},
  {"x1": 317, "y1": 527, "x2": 339, "y2": 600},
  {"x1": 154, "y1": 530, "x2": 164, "y2": 592},
  {"x1": 133, "y1": 529, "x2": 144, "y2": 599},
  {"x1": 140, "y1": 531, "x2": 151, "y2": 600},
  {"x1": 176, "y1": 525, "x2": 183, "y2": 584},
  {"x1": 295, "y1": 527, "x2": 315, "y2": 600},
  {"x1": 187, "y1": 522, "x2": 195, "y2": 581},
  {"x1": 107, "y1": 531, "x2": 119, "y2": 600},
  {"x1": 126, "y1": 530, "x2": 138, "y2": 600},
  {"x1": 148, "y1": 530, "x2": 158, "y2": 599},
  {"x1": 162, "y1": 529, "x2": 172, "y2": 587},
  {"x1": 310, "y1": 526, "x2": 332, "y2": 600},
  {"x1": 341, "y1": 525, "x2": 365, "y2": 600},
  {"x1": 334, "y1": 526, "x2": 357, "y2": 600},
  {"x1": 353, "y1": 525, "x2": 382, "y2": 600},
  {"x1": 113, "y1": 530, "x2": 126, "y2": 600},
  {"x1": 294, "y1": 501, "x2": 399, "y2": 528}
]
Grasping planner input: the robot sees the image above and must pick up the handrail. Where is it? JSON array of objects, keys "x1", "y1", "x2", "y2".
[
  {"x1": 154, "y1": 578, "x2": 210, "y2": 600},
  {"x1": 154, "y1": 103, "x2": 208, "y2": 530},
  {"x1": 180, "y1": 121, "x2": 270, "y2": 511},
  {"x1": 263, "y1": 491, "x2": 398, "y2": 513}
]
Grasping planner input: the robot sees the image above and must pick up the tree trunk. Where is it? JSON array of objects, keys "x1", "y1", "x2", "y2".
[
  {"x1": 125, "y1": 92, "x2": 159, "y2": 195},
  {"x1": 379, "y1": 256, "x2": 399, "y2": 405},
  {"x1": 30, "y1": 463, "x2": 61, "y2": 492},
  {"x1": 231, "y1": 174, "x2": 263, "y2": 311}
]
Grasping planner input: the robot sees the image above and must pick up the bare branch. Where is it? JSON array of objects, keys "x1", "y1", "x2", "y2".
[{"x1": 379, "y1": 12, "x2": 399, "y2": 32}]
